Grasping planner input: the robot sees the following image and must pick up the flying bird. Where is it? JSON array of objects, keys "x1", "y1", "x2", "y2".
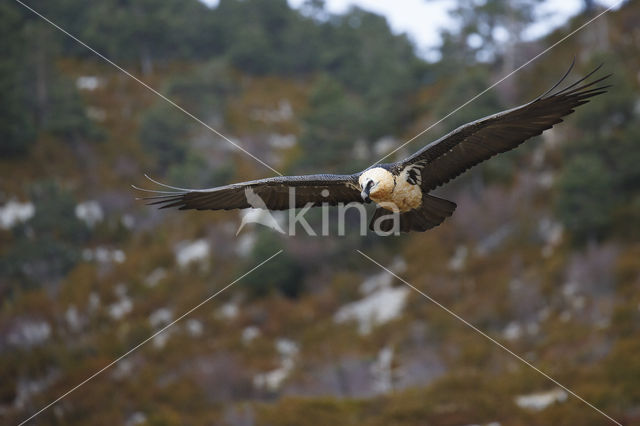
[{"x1": 135, "y1": 64, "x2": 610, "y2": 233}]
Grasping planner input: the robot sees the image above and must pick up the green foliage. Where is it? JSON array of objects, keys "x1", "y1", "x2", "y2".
[
  {"x1": 554, "y1": 58, "x2": 640, "y2": 243},
  {"x1": 139, "y1": 104, "x2": 190, "y2": 172},
  {"x1": 555, "y1": 154, "x2": 616, "y2": 242},
  {"x1": 297, "y1": 76, "x2": 366, "y2": 172},
  {"x1": 43, "y1": 76, "x2": 103, "y2": 142},
  {"x1": 438, "y1": 0, "x2": 544, "y2": 64},
  {"x1": 217, "y1": 0, "x2": 320, "y2": 75},
  {"x1": 319, "y1": 8, "x2": 422, "y2": 136},
  {"x1": 428, "y1": 66, "x2": 525, "y2": 184},
  {"x1": 26, "y1": 181, "x2": 90, "y2": 243},
  {"x1": 0, "y1": 236, "x2": 81, "y2": 290},
  {"x1": 0, "y1": 354, "x2": 17, "y2": 405},
  {"x1": 0, "y1": 182, "x2": 88, "y2": 288},
  {"x1": 431, "y1": 66, "x2": 503, "y2": 131},
  {"x1": 0, "y1": 2, "x2": 36, "y2": 156},
  {"x1": 242, "y1": 231, "x2": 305, "y2": 299},
  {"x1": 165, "y1": 60, "x2": 238, "y2": 114},
  {"x1": 82, "y1": 0, "x2": 211, "y2": 73},
  {"x1": 166, "y1": 151, "x2": 233, "y2": 189}
]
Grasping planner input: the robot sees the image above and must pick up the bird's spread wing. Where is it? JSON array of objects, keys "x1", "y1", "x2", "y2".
[
  {"x1": 398, "y1": 63, "x2": 611, "y2": 191},
  {"x1": 134, "y1": 174, "x2": 362, "y2": 211}
]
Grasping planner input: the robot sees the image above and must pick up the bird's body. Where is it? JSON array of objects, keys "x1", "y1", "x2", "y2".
[
  {"x1": 136, "y1": 63, "x2": 610, "y2": 233},
  {"x1": 359, "y1": 166, "x2": 422, "y2": 211}
]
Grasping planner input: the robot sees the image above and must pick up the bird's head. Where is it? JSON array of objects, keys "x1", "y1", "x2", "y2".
[
  {"x1": 361, "y1": 178, "x2": 374, "y2": 203},
  {"x1": 359, "y1": 167, "x2": 394, "y2": 203}
]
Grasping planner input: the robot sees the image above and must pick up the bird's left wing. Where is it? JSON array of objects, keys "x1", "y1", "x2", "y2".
[
  {"x1": 135, "y1": 173, "x2": 362, "y2": 211},
  {"x1": 398, "y1": 63, "x2": 611, "y2": 191}
]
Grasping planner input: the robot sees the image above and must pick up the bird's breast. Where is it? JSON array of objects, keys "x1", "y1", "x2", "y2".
[{"x1": 385, "y1": 177, "x2": 422, "y2": 212}]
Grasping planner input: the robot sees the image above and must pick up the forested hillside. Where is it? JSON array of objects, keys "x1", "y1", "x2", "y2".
[{"x1": 1, "y1": 0, "x2": 639, "y2": 425}]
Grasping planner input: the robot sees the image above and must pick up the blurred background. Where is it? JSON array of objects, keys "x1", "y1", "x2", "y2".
[{"x1": 1, "y1": 0, "x2": 639, "y2": 424}]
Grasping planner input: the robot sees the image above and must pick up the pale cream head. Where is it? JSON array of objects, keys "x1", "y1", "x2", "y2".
[{"x1": 359, "y1": 167, "x2": 395, "y2": 203}]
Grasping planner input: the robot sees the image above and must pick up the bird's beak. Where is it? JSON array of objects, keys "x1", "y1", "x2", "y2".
[{"x1": 361, "y1": 188, "x2": 372, "y2": 203}]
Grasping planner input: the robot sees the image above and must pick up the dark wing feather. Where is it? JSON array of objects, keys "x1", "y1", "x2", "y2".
[
  {"x1": 399, "y1": 63, "x2": 611, "y2": 191},
  {"x1": 135, "y1": 174, "x2": 362, "y2": 211}
]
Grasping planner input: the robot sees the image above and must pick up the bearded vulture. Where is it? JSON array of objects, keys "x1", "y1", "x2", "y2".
[{"x1": 135, "y1": 64, "x2": 609, "y2": 233}]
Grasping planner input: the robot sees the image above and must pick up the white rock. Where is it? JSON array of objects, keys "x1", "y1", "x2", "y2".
[
  {"x1": 152, "y1": 330, "x2": 172, "y2": 349},
  {"x1": 112, "y1": 250, "x2": 126, "y2": 263},
  {"x1": 251, "y1": 100, "x2": 293, "y2": 123},
  {"x1": 13, "y1": 370, "x2": 58, "y2": 409},
  {"x1": 448, "y1": 245, "x2": 468, "y2": 272},
  {"x1": 276, "y1": 338, "x2": 299, "y2": 357},
  {"x1": 65, "y1": 305, "x2": 83, "y2": 332},
  {"x1": 359, "y1": 272, "x2": 393, "y2": 295},
  {"x1": 268, "y1": 134, "x2": 296, "y2": 149},
  {"x1": 75, "y1": 201, "x2": 103, "y2": 227},
  {"x1": 253, "y1": 363, "x2": 292, "y2": 391},
  {"x1": 94, "y1": 247, "x2": 111, "y2": 263},
  {"x1": 125, "y1": 412, "x2": 147, "y2": 426},
  {"x1": 537, "y1": 171, "x2": 555, "y2": 189},
  {"x1": 0, "y1": 200, "x2": 34, "y2": 229},
  {"x1": 217, "y1": 302, "x2": 238, "y2": 320},
  {"x1": 7, "y1": 320, "x2": 51, "y2": 348},
  {"x1": 389, "y1": 256, "x2": 407, "y2": 274},
  {"x1": 503, "y1": 322, "x2": 522, "y2": 341},
  {"x1": 359, "y1": 257, "x2": 405, "y2": 295},
  {"x1": 108, "y1": 288, "x2": 133, "y2": 321},
  {"x1": 148, "y1": 308, "x2": 172, "y2": 328},
  {"x1": 503, "y1": 320, "x2": 539, "y2": 341},
  {"x1": 88, "y1": 292, "x2": 101, "y2": 312},
  {"x1": 83, "y1": 247, "x2": 126, "y2": 264},
  {"x1": 175, "y1": 239, "x2": 210, "y2": 268},
  {"x1": 538, "y1": 217, "x2": 563, "y2": 257},
  {"x1": 475, "y1": 224, "x2": 513, "y2": 256},
  {"x1": 371, "y1": 346, "x2": 394, "y2": 394},
  {"x1": 121, "y1": 214, "x2": 135, "y2": 229},
  {"x1": 108, "y1": 298, "x2": 132, "y2": 320},
  {"x1": 112, "y1": 358, "x2": 134, "y2": 380},
  {"x1": 185, "y1": 319, "x2": 204, "y2": 337},
  {"x1": 337, "y1": 260, "x2": 410, "y2": 334},
  {"x1": 515, "y1": 388, "x2": 567, "y2": 411},
  {"x1": 242, "y1": 326, "x2": 260, "y2": 343},
  {"x1": 76, "y1": 76, "x2": 101, "y2": 90},
  {"x1": 254, "y1": 339, "x2": 298, "y2": 391},
  {"x1": 86, "y1": 107, "x2": 106, "y2": 121},
  {"x1": 335, "y1": 286, "x2": 409, "y2": 335},
  {"x1": 145, "y1": 268, "x2": 167, "y2": 288}
]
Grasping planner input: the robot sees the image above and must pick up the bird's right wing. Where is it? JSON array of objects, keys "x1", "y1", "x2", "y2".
[
  {"x1": 398, "y1": 63, "x2": 611, "y2": 192},
  {"x1": 134, "y1": 173, "x2": 362, "y2": 211}
]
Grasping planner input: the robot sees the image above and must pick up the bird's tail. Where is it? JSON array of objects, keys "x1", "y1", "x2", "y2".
[{"x1": 369, "y1": 195, "x2": 456, "y2": 233}]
